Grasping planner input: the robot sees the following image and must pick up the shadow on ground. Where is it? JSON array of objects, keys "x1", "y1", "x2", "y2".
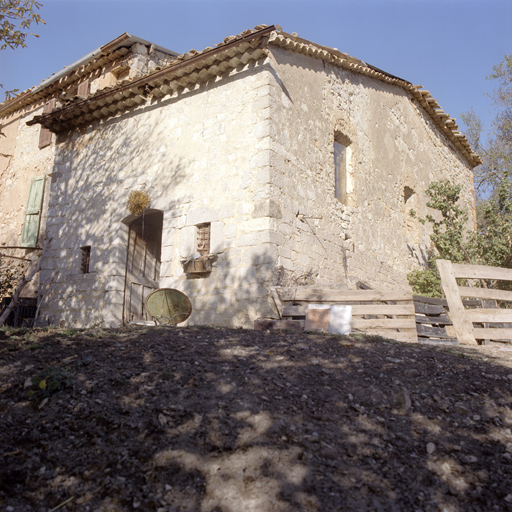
[{"x1": 0, "y1": 326, "x2": 511, "y2": 511}]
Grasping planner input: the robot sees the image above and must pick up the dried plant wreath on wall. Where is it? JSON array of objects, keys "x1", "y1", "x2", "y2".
[{"x1": 127, "y1": 190, "x2": 150, "y2": 215}]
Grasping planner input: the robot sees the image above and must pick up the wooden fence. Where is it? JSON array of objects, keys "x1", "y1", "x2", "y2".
[
  {"x1": 413, "y1": 295, "x2": 485, "y2": 345},
  {"x1": 266, "y1": 286, "x2": 418, "y2": 343},
  {"x1": 436, "y1": 259, "x2": 512, "y2": 345}
]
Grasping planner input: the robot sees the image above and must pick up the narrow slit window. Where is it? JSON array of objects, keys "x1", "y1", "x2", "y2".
[
  {"x1": 196, "y1": 223, "x2": 211, "y2": 256},
  {"x1": 334, "y1": 133, "x2": 351, "y2": 204},
  {"x1": 80, "y1": 246, "x2": 91, "y2": 274}
]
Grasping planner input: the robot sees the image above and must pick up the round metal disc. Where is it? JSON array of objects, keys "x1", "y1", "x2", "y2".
[{"x1": 145, "y1": 288, "x2": 192, "y2": 325}]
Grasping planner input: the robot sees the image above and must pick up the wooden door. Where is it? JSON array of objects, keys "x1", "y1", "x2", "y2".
[{"x1": 124, "y1": 212, "x2": 163, "y2": 322}]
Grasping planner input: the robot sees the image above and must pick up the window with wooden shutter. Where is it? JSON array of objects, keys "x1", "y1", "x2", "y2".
[
  {"x1": 20, "y1": 176, "x2": 45, "y2": 248},
  {"x1": 77, "y1": 79, "x2": 89, "y2": 98},
  {"x1": 38, "y1": 99, "x2": 56, "y2": 149},
  {"x1": 196, "y1": 223, "x2": 211, "y2": 256}
]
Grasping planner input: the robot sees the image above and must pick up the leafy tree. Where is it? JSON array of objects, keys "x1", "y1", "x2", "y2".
[
  {"x1": 471, "y1": 180, "x2": 512, "y2": 272},
  {"x1": 408, "y1": 179, "x2": 512, "y2": 296},
  {"x1": 408, "y1": 180, "x2": 473, "y2": 297},
  {"x1": 413, "y1": 180, "x2": 472, "y2": 263},
  {"x1": 409, "y1": 56, "x2": 512, "y2": 297},
  {"x1": 461, "y1": 55, "x2": 511, "y2": 203},
  {"x1": 460, "y1": 56, "x2": 512, "y2": 276},
  {"x1": 0, "y1": 0, "x2": 44, "y2": 51},
  {"x1": 0, "y1": 0, "x2": 45, "y2": 97}
]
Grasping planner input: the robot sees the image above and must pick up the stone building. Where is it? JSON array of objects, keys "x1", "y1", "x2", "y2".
[
  {"x1": 0, "y1": 33, "x2": 177, "y2": 318},
  {"x1": 0, "y1": 25, "x2": 481, "y2": 328}
]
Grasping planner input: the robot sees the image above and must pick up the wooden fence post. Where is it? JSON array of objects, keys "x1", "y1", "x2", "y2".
[{"x1": 436, "y1": 259, "x2": 477, "y2": 346}]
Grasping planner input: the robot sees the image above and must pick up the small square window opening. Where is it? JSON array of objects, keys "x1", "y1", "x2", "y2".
[{"x1": 80, "y1": 246, "x2": 91, "y2": 274}]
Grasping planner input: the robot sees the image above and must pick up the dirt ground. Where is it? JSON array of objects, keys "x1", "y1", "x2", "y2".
[{"x1": 0, "y1": 325, "x2": 511, "y2": 512}]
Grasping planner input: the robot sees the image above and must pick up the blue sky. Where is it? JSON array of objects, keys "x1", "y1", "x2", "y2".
[{"x1": 1, "y1": 0, "x2": 511, "y2": 138}]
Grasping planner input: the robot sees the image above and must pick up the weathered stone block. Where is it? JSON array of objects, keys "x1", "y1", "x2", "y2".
[
  {"x1": 179, "y1": 226, "x2": 196, "y2": 258},
  {"x1": 242, "y1": 245, "x2": 277, "y2": 266},
  {"x1": 235, "y1": 284, "x2": 268, "y2": 301},
  {"x1": 104, "y1": 276, "x2": 125, "y2": 292},
  {"x1": 186, "y1": 207, "x2": 219, "y2": 226},
  {"x1": 104, "y1": 290, "x2": 124, "y2": 305},
  {"x1": 236, "y1": 232, "x2": 260, "y2": 247},
  {"x1": 219, "y1": 203, "x2": 235, "y2": 219},
  {"x1": 250, "y1": 150, "x2": 271, "y2": 168},
  {"x1": 252, "y1": 199, "x2": 282, "y2": 220},
  {"x1": 211, "y1": 221, "x2": 224, "y2": 254}
]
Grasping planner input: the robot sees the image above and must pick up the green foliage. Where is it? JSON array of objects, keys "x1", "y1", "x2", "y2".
[
  {"x1": 409, "y1": 55, "x2": 512, "y2": 296},
  {"x1": 408, "y1": 178, "x2": 512, "y2": 296},
  {"x1": 27, "y1": 365, "x2": 74, "y2": 402},
  {"x1": 470, "y1": 180, "x2": 512, "y2": 288},
  {"x1": 461, "y1": 55, "x2": 511, "y2": 208},
  {"x1": 407, "y1": 258, "x2": 443, "y2": 298},
  {"x1": 420, "y1": 180, "x2": 471, "y2": 264},
  {"x1": 408, "y1": 180, "x2": 473, "y2": 297},
  {"x1": 61, "y1": 328, "x2": 79, "y2": 337}
]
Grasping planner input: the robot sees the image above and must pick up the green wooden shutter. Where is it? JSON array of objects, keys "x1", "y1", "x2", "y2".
[{"x1": 20, "y1": 176, "x2": 45, "y2": 248}]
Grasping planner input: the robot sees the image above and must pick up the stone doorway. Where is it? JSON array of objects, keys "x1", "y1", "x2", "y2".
[{"x1": 123, "y1": 210, "x2": 163, "y2": 323}]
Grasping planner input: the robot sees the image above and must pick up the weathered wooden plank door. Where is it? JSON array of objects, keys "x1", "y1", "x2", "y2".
[{"x1": 124, "y1": 212, "x2": 163, "y2": 323}]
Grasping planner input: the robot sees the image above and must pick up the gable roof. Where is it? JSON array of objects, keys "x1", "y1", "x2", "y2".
[{"x1": 5, "y1": 25, "x2": 481, "y2": 167}]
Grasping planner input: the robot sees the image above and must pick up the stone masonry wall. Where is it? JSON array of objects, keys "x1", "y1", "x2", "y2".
[
  {"x1": 0, "y1": 104, "x2": 54, "y2": 248},
  {"x1": 0, "y1": 42, "x2": 180, "y2": 308},
  {"x1": 38, "y1": 59, "x2": 277, "y2": 328},
  {"x1": 267, "y1": 47, "x2": 475, "y2": 290},
  {"x1": 33, "y1": 45, "x2": 477, "y2": 328},
  {"x1": 0, "y1": 103, "x2": 55, "y2": 297}
]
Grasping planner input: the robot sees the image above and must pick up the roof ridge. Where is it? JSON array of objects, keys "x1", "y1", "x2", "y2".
[
  {"x1": 18, "y1": 25, "x2": 480, "y2": 168},
  {"x1": 267, "y1": 31, "x2": 481, "y2": 167}
]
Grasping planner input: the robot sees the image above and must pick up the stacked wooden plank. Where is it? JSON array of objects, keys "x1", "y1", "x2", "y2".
[
  {"x1": 264, "y1": 286, "x2": 418, "y2": 343},
  {"x1": 413, "y1": 295, "x2": 481, "y2": 345},
  {"x1": 436, "y1": 260, "x2": 512, "y2": 345},
  {"x1": 414, "y1": 295, "x2": 455, "y2": 343}
]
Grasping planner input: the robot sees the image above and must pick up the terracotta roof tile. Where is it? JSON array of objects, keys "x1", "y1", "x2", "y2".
[{"x1": 17, "y1": 24, "x2": 480, "y2": 167}]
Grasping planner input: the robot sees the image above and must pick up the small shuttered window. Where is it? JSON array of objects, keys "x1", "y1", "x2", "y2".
[
  {"x1": 196, "y1": 223, "x2": 211, "y2": 256},
  {"x1": 20, "y1": 176, "x2": 45, "y2": 248},
  {"x1": 38, "y1": 99, "x2": 56, "y2": 149},
  {"x1": 80, "y1": 246, "x2": 91, "y2": 274},
  {"x1": 77, "y1": 79, "x2": 89, "y2": 98}
]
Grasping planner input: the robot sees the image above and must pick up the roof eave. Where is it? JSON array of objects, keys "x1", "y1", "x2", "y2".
[
  {"x1": 0, "y1": 33, "x2": 178, "y2": 117},
  {"x1": 24, "y1": 25, "x2": 482, "y2": 168}
]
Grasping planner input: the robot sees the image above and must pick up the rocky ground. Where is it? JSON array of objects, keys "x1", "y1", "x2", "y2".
[{"x1": 0, "y1": 325, "x2": 511, "y2": 512}]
